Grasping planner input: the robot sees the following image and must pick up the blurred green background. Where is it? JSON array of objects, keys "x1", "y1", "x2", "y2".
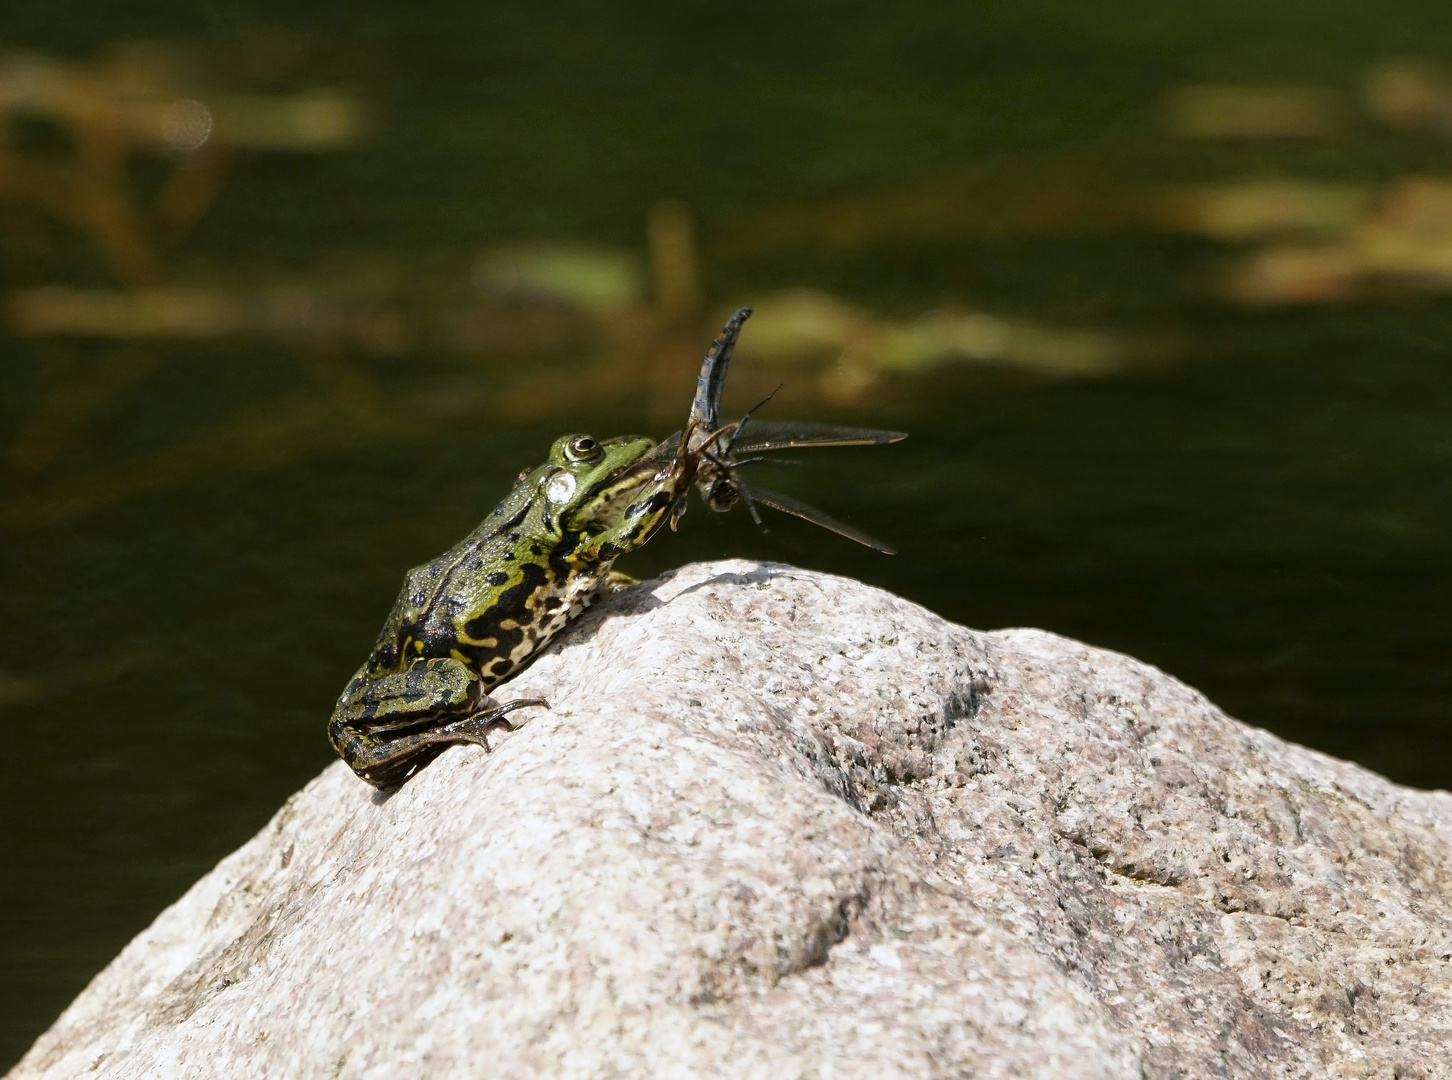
[{"x1": 5, "y1": 0, "x2": 1452, "y2": 1068}]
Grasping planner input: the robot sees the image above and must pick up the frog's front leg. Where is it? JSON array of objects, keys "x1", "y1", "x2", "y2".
[
  {"x1": 328, "y1": 657, "x2": 546, "y2": 790},
  {"x1": 600, "y1": 568, "x2": 640, "y2": 592}
]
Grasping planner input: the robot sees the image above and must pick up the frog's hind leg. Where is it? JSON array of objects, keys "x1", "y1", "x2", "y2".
[{"x1": 331, "y1": 697, "x2": 546, "y2": 790}]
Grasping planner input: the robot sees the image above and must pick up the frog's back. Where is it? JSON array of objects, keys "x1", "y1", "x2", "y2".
[{"x1": 361, "y1": 488, "x2": 540, "y2": 671}]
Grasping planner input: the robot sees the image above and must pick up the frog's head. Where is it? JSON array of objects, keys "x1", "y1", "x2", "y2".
[{"x1": 540, "y1": 433, "x2": 667, "y2": 533}]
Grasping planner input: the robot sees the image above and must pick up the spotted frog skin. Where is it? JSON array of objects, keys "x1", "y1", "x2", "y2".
[{"x1": 328, "y1": 432, "x2": 682, "y2": 789}]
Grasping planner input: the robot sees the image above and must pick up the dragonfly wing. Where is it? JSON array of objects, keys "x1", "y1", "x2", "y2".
[
  {"x1": 746, "y1": 485, "x2": 896, "y2": 554},
  {"x1": 644, "y1": 430, "x2": 684, "y2": 466},
  {"x1": 730, "y1": 421, "x2": 908, "y2": 455}
]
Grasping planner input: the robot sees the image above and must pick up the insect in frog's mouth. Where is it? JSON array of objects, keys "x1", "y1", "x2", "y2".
[{"x1": 569, "y1": 456, "x2": 673, "y2": 529}]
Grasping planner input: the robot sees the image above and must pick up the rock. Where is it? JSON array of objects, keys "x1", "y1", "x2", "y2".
[{"x1": 9, "y1": 560, "x2": 1452, "y2": 1080}]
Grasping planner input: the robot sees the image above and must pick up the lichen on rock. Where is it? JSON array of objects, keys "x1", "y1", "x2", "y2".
[{"x1": 9, "y1": 560, "x2": 1451, "y2": 1079}]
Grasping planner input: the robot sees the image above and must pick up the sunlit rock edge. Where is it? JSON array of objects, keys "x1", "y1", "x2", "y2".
[{"x1": 8, "y1": 559, "x2": 1451, "y2": 1080}]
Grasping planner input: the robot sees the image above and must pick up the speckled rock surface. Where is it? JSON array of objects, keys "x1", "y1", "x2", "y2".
[{"x1": 9, "y1": 560, "x2": 1452, "y2": 1080}]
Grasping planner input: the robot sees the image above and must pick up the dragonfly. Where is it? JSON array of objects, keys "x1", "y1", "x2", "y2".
[{"x1": 667, "y1": 306, "x2": 906, "y2": 554}]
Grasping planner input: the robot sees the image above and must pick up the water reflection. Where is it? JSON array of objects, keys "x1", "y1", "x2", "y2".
[
  {"x1": 13, "y1": 49, "x2": 1452, "y2": 532},
  {"x1": 1161, "y1": 82, "x2": 1348, "y2": 140},
  {"x1": 1225, "y1": 176, "x2": 1452, "y2": 303},
  {"x1": 1367, "y1": 59, "x2": 1452, "y2": 138},
  {"x1": 0, "y1": 43, "x2": 364, "y2": 285}
]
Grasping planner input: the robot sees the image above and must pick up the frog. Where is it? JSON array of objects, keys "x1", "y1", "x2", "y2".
[
  {"x1": 329, "y1": 307, "x2": 905, "y2": 790},
  {"x1": 328, "y1": 430, "x2": 688, "y2": 789}
]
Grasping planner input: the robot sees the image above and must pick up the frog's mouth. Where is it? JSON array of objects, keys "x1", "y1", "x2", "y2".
[{"x1": 567, "y1": 450, "x2": 675, "y2": 532}]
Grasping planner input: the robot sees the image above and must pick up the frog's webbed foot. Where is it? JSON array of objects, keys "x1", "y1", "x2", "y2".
[{"x1": 333, "y1": 697, "x2": 548, "y2": 790}]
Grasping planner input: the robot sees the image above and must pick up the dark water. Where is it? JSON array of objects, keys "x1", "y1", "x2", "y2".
[{"x1": 4, "y1": 1, "x2": 1452, "y2": 1069}]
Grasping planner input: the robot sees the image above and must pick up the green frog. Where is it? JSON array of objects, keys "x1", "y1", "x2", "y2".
[
  {"x1": 328, "y1": 431, "x2": 687, "y2": 789},
  {"x1": 330, "y1": 308, "x2": 904, "y2": 790}
]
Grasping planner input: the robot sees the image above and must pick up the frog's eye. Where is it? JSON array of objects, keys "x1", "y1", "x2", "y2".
[{"x1": 564, "y1": 435, "x2": 603, "y2": 464}]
